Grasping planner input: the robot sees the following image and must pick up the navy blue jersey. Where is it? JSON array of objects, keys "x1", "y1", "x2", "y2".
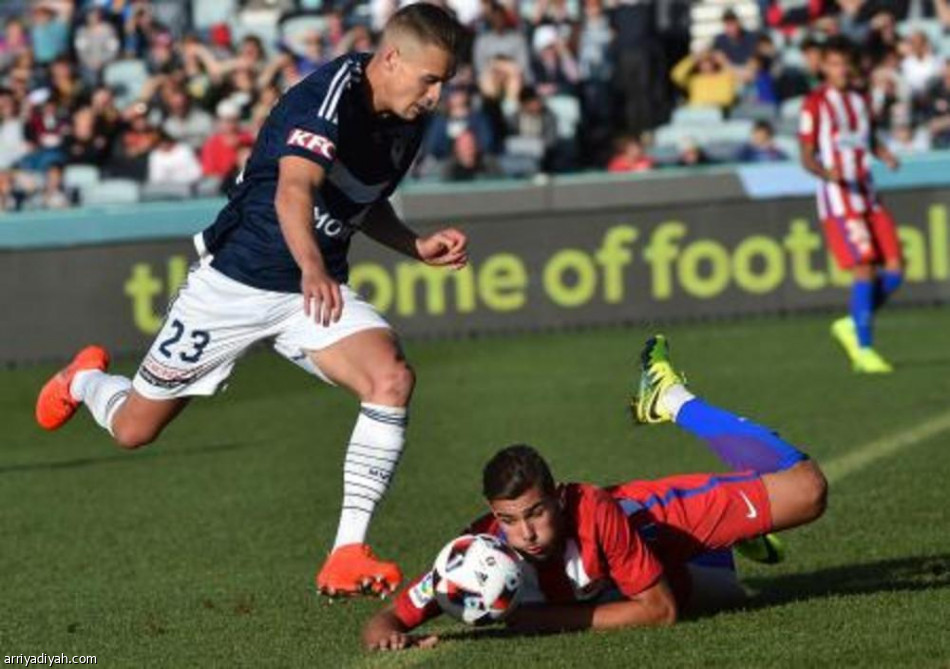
[{"x1": 200, "y1": 53, "x2": 427, "y2": 293}]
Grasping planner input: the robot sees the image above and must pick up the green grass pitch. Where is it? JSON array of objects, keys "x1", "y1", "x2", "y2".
[{"x1": 2, "y1": 308, "x2": 950, "y2": 667}]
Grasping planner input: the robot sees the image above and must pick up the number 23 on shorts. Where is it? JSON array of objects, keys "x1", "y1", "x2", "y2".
[{"x1": 158, "y1": 319, "x2": 211, "y2": 363}]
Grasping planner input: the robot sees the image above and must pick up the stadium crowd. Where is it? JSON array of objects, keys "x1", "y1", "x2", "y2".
[{"x1": 1, "y1": 0, "x2": 950, "y2": 211}]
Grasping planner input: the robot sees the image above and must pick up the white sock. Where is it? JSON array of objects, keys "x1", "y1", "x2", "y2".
[
  {"x1": 660, "y1": 383, "x2": 695, "y2": 421},
  {"x1": 70, "y1": 370, "x2": 131, "y2": 436},
  {"x1": 333, "y1": 402, "x2": 407, "y2": 549}
]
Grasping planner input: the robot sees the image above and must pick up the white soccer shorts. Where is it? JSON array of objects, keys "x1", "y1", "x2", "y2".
[{"x1": 133, "y1": 260, "x2": 391, "y2": 400}]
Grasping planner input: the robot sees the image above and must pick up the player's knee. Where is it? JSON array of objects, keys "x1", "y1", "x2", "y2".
[
  {"x1": 365, "y1": 361, "x2": 415, "y2": 406},
  {"x1": 796, "y1": 461, "x2": 828, "y2": 522},
  {"x1": 111, "y1": 422, "x2": 158, "y2": 450}
]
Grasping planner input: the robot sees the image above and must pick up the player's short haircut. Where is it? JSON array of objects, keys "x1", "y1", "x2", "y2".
[
  {"x1": 482, "y1": 444, "x2": 556, "y2": 501},
  {"x1": 822, "y1": 36, "x2": 855, "y2": 60},
  {"x1": 383, "y1": 3, "x2": 466, "y2": 59}
]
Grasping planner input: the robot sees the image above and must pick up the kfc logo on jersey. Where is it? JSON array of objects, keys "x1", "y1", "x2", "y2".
[{"x1": 287, "y1": 128, "x2": 335, "y2": 160}]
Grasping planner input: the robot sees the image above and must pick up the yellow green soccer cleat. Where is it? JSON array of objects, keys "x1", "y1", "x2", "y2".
[
  {"x1": 852, "y1": 347, "x2": 894, "y2": 374},
  {"x1": 830, "y1": 316, "x2": 860, "y2": 366},
  {"x1": 632, "y1": 335, "x2": 687, "y2": 425},
  {"x1": 735, "y1": 533, "x2": 785, "y2": 565}
]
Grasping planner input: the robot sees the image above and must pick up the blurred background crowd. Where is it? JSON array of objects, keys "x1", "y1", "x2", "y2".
[{"x1": 1, "y1": 0, "x2": 949, "y2": 211}]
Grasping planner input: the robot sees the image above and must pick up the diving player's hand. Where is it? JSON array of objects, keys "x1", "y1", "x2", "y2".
[
  {"x1": 365, "y1": 631, "x2": 439, "y2": 652},
  {"x1": 415, "y1": 228, "x2": 468, "y2": 270},
  {"x1": 301, "y1": 268, "x2": 343, "y2": 327}
]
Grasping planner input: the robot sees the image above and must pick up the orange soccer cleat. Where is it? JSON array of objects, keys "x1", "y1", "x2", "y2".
[
  {"x1": 316, "y1": 543, "x2": 403, "y2": 597},
  {"x1": 35, "y1": 345, "x2": 110, "y2": 431}
]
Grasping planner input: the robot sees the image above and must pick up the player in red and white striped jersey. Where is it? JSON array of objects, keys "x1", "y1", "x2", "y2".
[
  {"x1": 361, "y1": 336, "x2": 828, "y2": 651},
  {"x1": 798, "y1": 37, "x2": 903, "y2": 373}
]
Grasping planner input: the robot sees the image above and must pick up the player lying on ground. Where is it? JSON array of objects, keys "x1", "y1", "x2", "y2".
[
  {"x1": 799, "y1": 36, "x2": 904, "y2": 374},
  {"x1": 363, "y1": 336, "x2": 829, "y2": 650},
  {"x1": 34, "y1": 5, "x2": 468, "y2": 597}
]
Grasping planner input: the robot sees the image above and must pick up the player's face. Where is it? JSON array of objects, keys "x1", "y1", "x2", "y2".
[
  {"x1": 489, "y1": 485, "x2": 562, "y2": 561},
  {"x1": 387, "y1": 41, "x2": 455, "y2": 120},
  {"x1": 822, "y1": 52, "x2": 851, "y2": 89}
]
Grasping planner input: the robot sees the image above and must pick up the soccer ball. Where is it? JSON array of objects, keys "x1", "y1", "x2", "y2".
[{"x1": 432, "y1": 533, "x2": 523, "y2": 625}]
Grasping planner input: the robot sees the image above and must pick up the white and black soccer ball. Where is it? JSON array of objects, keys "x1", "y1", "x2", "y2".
[{"x1": 432, "y1": 533, "x2": 523, "y2": 626}]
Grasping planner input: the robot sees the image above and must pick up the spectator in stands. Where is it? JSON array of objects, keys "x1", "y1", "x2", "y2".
[
  {"x1": 0, "y1": 88, "x2": 28, "y2": 170},
  {"x1": 20, "y1": 98, "x2": 69, "y2": 172},
  {"x1": 923, "y1": 61, "x2": 950, "y2": 148},
  {"x1": 900, "y1": 31, "x2": 942, "y2": 97},
  {"x1": 474, "y1": 3, "x2": 531, "y2": 82},
  {"x1": 735, "y1": 120, "x2": 788, "y2": 162},
  {"x1": 610, "y1": 0, "x2": 664, "y2": 134},
  {"x1": 147, "y1": 129, "x2": 202, "y2": 187},
  {"x1": 74, "y1": 7, "x2": 121, "y2": 85},
  {"x1": 161, "y1": 85, "x2": 214, "y2": 151},
  {"x1": 866, "y1": 11, "x2": 900, "y2": 66},
  {"x1": 741, "y1": 47, "x2": 779, "y2": 107},
  {"x1": 677, "y1": 136, "x2": 713, "y2": 166},
  {"x1": 887, "y1": 119, "x2": 930, "y2": 155},
  {"x1": 200, "y1": 100, "x2": 253, "y2": 189},
  {"x1": 869, "y1": 62, "x2": 909, "y2": 132},
  {"x1": 44, "y1": 56, "x2": 83, "y2": 114},
  {"x1": 0, "y1": 17, "x2": 30, "y2": 72},
  {"x1": 444, "y1": 129, "x2": 495, "y2": 181},
  {"x1": 833, "y1": 0, "x2": 874, "y2": 43},
  {"x1": 531, "y1": 0, "x2": 577, "y2": 39},
  {"x1": 506, "y1": 86, "x2": 559, "y2": 171},
  {"x1": 423, "y1": 85, "x2": 497, "y2": 162},
  {"x1": 713, "y1": 9, "x2": 758, "y2": 67},
  {"x1": 0, "y1": 169, "x2": 20, "y2": 212},
  {"x1": 530, "y1": 24, "x2": 580, "y2": 98},
  {"x1": 671, "y1": 49, "x2": 739, "y2": 110},
  {"x1": 249, "y1": 84, "x2": 280, "y2": 134},
  {"x1": 776, "y1": 36, "x2": 822, "y2": 100},
  {"x1": 577, "y1": 0, "x2": 613, "y2": 164},
  {"x1": 146, "y1": 31, "x2": 181, "y2": 77},
  {"x1": 107, "y1": 101, "x2": 159, "y2": 181},
  {"x1": 606, "y1": 135, "x2": 655, "y2": 172},
  {"x1": 30, "y1": 2, "x2": 70, "y2": 66},
  {"x1": 123, "y1": 1, "x2": 164, "y2": 60},
  {"x1": 32, "y1": 162, "x2": 71, "y2": 209}
]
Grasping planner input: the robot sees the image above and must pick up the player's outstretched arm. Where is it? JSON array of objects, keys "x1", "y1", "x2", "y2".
[
  {"x1": 362, "y1": 200, "x2": 468, "y2": 269},
  {"x1": 276, "y1": 156, "x2": 342, "y2": 326},
  {"x1": 362, "y1": 606, "x2": 439, "y2": 652},
  {"x1": 505, "y1": 578, "x2": 677, "y2": 634}
]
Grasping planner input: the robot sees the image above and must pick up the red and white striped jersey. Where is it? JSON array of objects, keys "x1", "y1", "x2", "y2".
[{"x1": 799, "y1": 85, "x2": 879, "y2": 219}]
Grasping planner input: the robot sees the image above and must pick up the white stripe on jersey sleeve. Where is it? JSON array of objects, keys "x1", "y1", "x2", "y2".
[
  {"x1": 321, "y1": 71, "x2": 352, "y2": 123},
  {"x1": 317, "y1": 61, "x2": 352, "y2": 119}
]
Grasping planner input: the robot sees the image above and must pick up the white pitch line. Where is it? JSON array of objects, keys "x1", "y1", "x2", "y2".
[{"x1": 822, "y1": 408, "x2": 950, "y2": 483}]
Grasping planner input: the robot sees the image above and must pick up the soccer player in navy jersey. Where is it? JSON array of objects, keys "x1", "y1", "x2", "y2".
[
  {"x1": 363, "y1": 336, "x2": 828, "y2": 650},
  {"x1": 36, "y1": 5, "x2": 468, "y2": 597}
]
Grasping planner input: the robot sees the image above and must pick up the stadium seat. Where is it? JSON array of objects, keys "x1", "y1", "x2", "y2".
[
  {"x1": 781, "y1": 96, "x2": 805, "y2": 120},
  {"x1": 904, "y1": 19, "x2": 945, "y2": 47},
  {"x1": 773, "y1": 135, "x2": 799, "y2": 161},
  {"x1": 651, "y1": 143, "x2": 681, "y2": 165},
  {"x1": 81, "y1": 179, "x2": 141, "y2": 206},
  {"x1": 279, "y1": 14, "x2": 328, "y2": 43},
  {"x1": 707, "y1": 141, "x2": 743, "y2": 162},
  {"x1": 655, "y1": 119, "x2": 753, "y2": 146},
  {"x1": 546, "y1": 95, "x2": 581, "y2": 140},
  {"x1": 192, "y1": 0, "x2": 237, "y2": 30},
  {"x1": 672, "y1": 105, "x2": 723, "y2": 126},
  {"x1": 103, "y1": 60, "x2": 148, "y2": 109},
  {"x1": 63, "y1": 165, "x2": 101, "y2": 191},
  {"x1": 140, "y1": 182, "x2": 194, "y2": 202},
  {"x1": 781, "y1": 47, "x2": 805, "y2": 70},
  {"x1": 731, "y1": 102, "x2": 779, "y2": 122}
]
